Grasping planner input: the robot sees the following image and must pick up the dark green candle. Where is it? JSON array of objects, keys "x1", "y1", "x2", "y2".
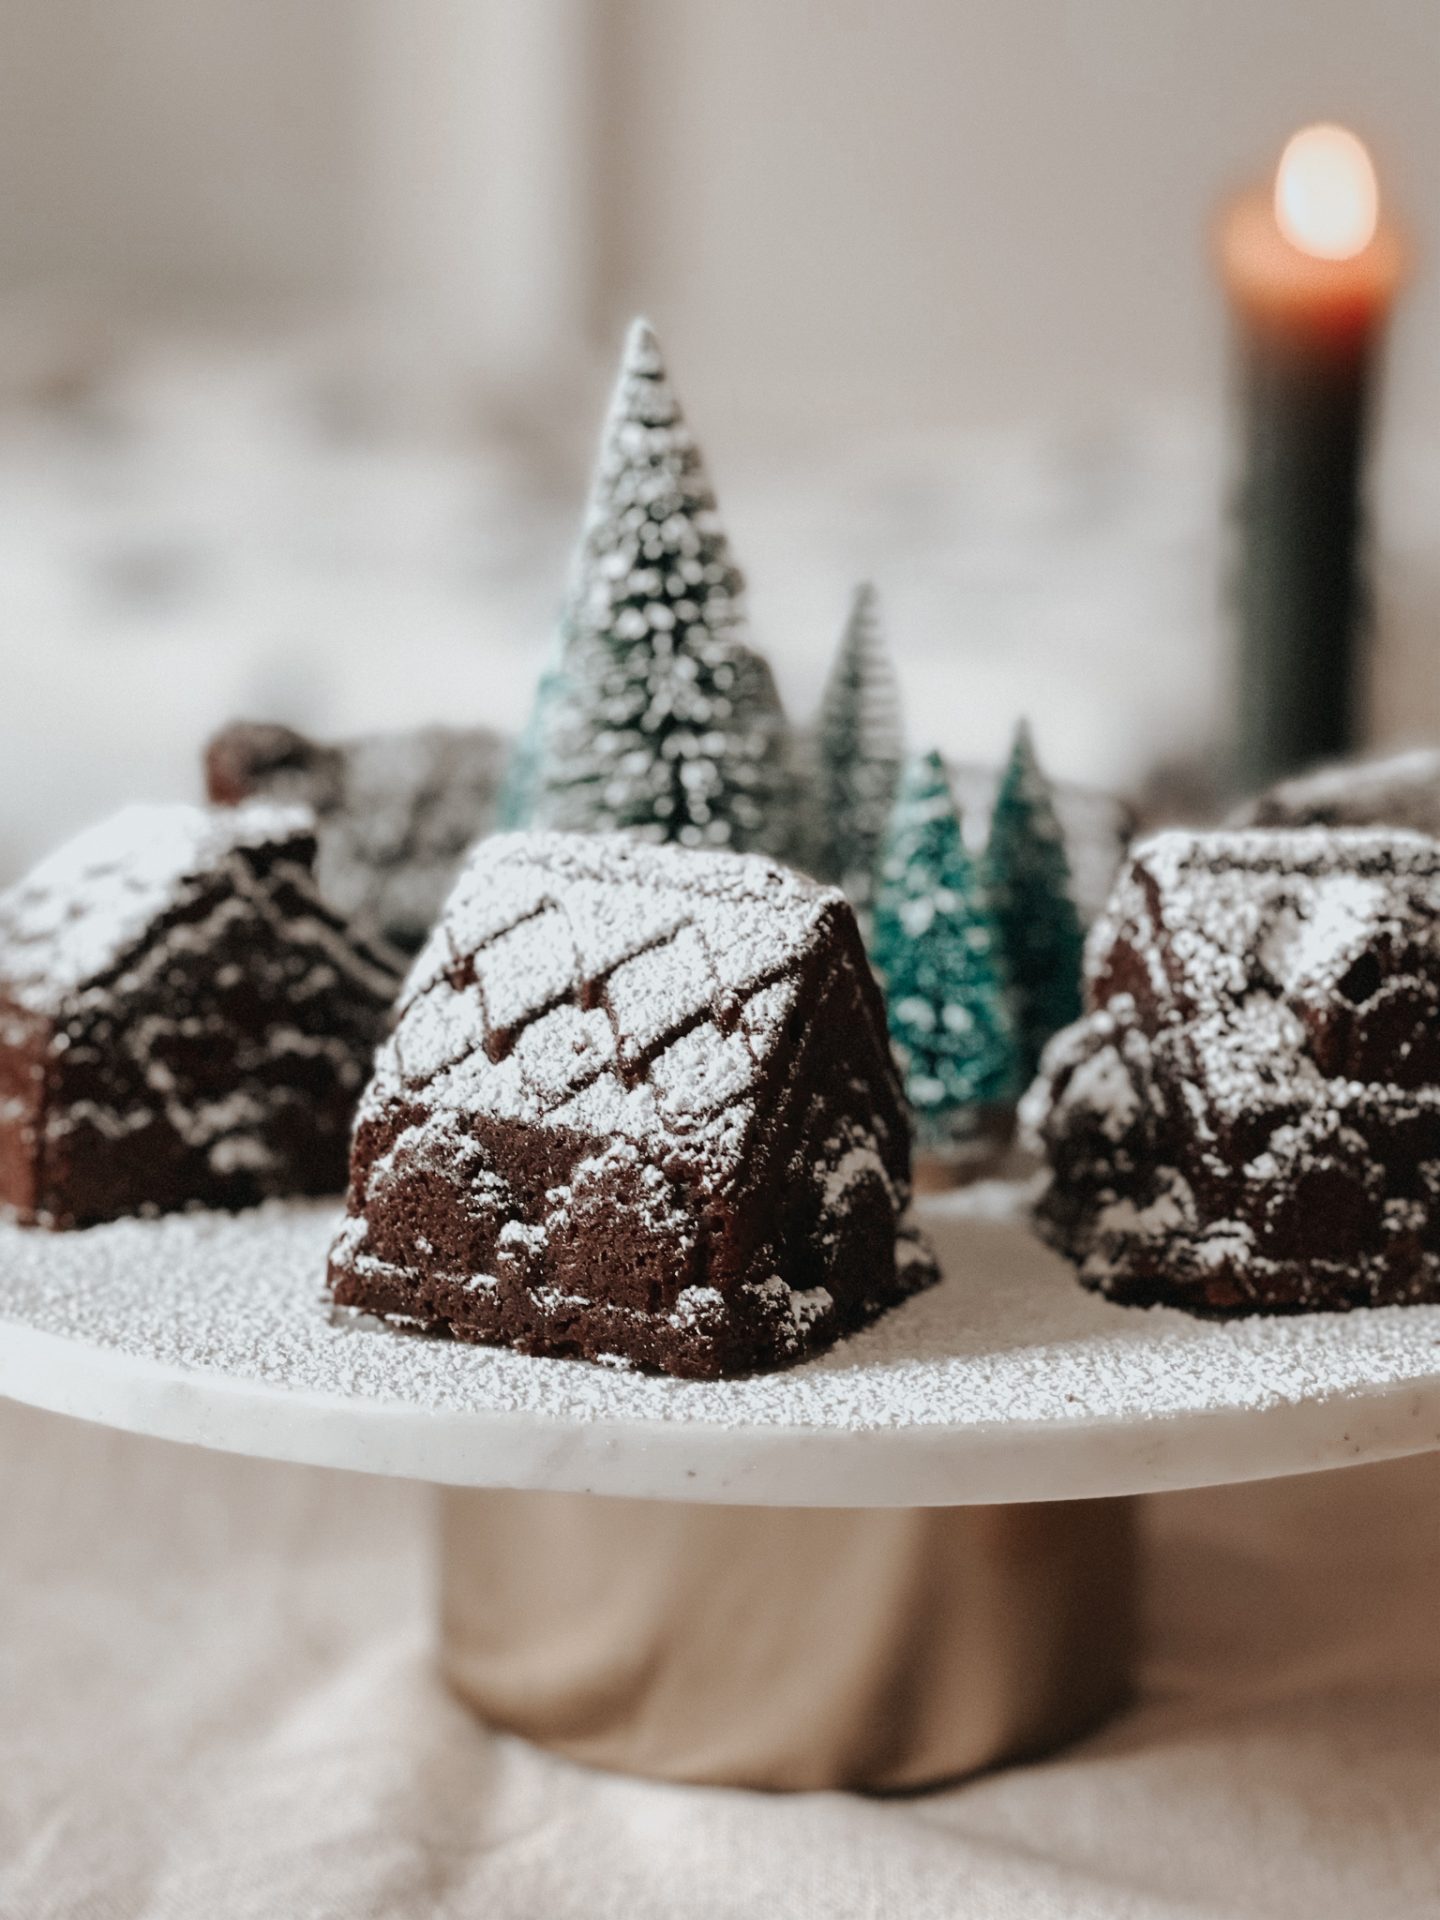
[{"x1": 1219, "y1": 126, "x2": 1405, "y2": 795}]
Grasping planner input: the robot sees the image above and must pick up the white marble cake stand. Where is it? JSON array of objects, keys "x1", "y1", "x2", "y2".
[
  {"x1": 0, "y1": 1187, "x2": 1436, "y2": 1508},
  {"x1": 5, "y1": 1185, "x2": 1439, "y2": 1792}
]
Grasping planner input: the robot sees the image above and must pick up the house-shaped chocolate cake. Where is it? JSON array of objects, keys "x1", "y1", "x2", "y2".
[
  {"x1": 205, "y1": 719, "x2": 508, "y2": 954},
  {"x1": 328, "y1": 831, "x2": 935, "y2": 1376},
  {"x1": 0, "y1": 803, "x2": 400, "y2": 1228},
  {"x1": 1028, "y1": 829, "x2": 1440, "y2": 1313}
]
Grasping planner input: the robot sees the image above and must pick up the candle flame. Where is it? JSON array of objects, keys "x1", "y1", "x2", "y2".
[{"x1": 1275, "y1": 124, "x2": 1379, "y2": 261}]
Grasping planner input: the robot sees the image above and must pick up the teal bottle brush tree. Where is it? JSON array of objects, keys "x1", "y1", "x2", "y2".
[{"x1": 871, "y1": 750, "x2": 1018, "y2": 1156}]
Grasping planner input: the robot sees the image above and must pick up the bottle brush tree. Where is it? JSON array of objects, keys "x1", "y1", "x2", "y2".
[
  {"x1": 813, "y1": 581, "x2": 903, "y2": 937},
  {"x1": 527, "y1": 319, "x2": 789, "y2": 853},
  {"x1": 986, "y1": 720, "x2": 1085, "y2": 1081},
  {"x1": 871, "y1": 750, "x2": 1018, "y2": 1144}
]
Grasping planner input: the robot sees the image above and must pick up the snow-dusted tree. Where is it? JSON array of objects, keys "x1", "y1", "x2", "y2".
[
  {"x1": 528, "y1": 319, "x2": 789, "y2": 852},
  {"x1": 872, "y1": 751, "x2": 1018, "y2": 1143},
  {"x1": 986, "y1": 720, "x2": 1085, "y2": 1082},
  {"x1": 812, "y1": 582, "x2": 903, "y2": 933}
]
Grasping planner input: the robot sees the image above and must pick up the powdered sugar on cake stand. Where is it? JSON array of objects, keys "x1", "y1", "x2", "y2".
[{"x1": 0, "y1": 1189, "x2": 1437, "y2": 1505}]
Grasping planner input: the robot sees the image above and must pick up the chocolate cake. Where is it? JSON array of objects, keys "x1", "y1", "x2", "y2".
[
  {"x1": 0, "y1": 803, "x2": 401, "y2": 1228},
  {"x1": 1025, "y1": 829, "x2": 1440, "y2": 1314},
  {"x1": 328, "y1": 831, "x2": 935, "y2": 1376},
  {"x1": 1231, "y1": 747, "x2": 1440, "y2": 840},
  {"x1": 205, "y1": 720, "x2": 508, "y2": 953}
]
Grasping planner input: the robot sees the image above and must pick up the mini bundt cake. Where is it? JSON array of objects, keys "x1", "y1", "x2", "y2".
[
  {"x1": 328, "y1": 831, "x2": 935, "y2": 1376},
  {"x1": 205, "y1": 720, "x2": 508, "y2": 953},
  {"x1": 1026, "y1": 828, "x2": 1440, "y2": 1314},
  {"x1": 1230, "y1": 748, "x2": 1440, "y2": 840},
  {"x1": 0, "y1": 802, "x2": 400, "y2": 1228}
]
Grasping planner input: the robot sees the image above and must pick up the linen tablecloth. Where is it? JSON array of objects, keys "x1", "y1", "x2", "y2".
[{"x1": 2, "y1": 1397, "x2": 1437, "y2": 1919}]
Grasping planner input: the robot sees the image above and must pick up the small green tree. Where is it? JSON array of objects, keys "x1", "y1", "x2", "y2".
[
  {"x1": 872, "y1": 751, "x2": 1018, "y2": 1142},
  {"x1": 813, "y1": 582, "x2": 903, "y2": 936},
  {"x1": 986, "y1": 720, "x2": 1085, "y2": 1080},
  {"x1": 528, "y1": 319, "x2": 789, "y2": 852}
]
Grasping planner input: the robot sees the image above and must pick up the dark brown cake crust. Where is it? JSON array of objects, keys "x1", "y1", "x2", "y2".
[
  {"x1": 328, "y1": 832, "x2": 935, "y2": 1378},
  {"x1": 1025, "y1": 829, "x2": 1440, "y2": 1315},
  {"x1": 0, "y1": 803, "x2": 400, "y2": 1229}
]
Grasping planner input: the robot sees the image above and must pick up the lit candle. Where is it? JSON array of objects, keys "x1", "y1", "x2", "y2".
[{"x1": 1218, "y1": 124, "x2": 1407, "y2": 792}]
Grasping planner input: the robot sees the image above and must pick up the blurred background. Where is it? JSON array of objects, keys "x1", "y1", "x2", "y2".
[{"x1": 0, "y1": 0, "x2": 1436, "y2": 875}]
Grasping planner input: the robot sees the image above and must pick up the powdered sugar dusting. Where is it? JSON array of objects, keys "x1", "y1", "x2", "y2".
[
  {"x1": 0, "y1": 801, "x2": 400, "y2": 1227},
  {"x1": 0, "y1": 801, "x2": 316, "y2": 1009},
  {"x1": 2, "y1": 1195, "x2": 1437, "y2": 1436},
  {"x1": 329, "y1": 828, "x2": 925, "y2": 1376},
  {"x1": 1085, "y1": 829, "x2": 1440, "y2": 1127},
  {"x1": 373, "y1": 831, "x2": 838, "y2": 1165}
]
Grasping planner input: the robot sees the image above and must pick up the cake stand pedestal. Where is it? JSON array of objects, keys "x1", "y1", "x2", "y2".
[
  {"x1": 2, "y1": 1191, "x2": 1437, "y2": 1790},
  {"x1": 438, "y1": 1487, "x2": 1136, "y2": 1789}
]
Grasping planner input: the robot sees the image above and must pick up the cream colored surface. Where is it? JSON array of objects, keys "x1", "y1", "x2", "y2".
[
  {"x1": 439, "y1": 1491, "x2": 1135, "y2": 1790},
  {"x1": 2, "y1": 1398, "x2": 1437, "y2": 1918}
]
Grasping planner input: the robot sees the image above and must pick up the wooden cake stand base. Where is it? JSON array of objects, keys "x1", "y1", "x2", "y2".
[{"x1": 438, "y1": 1489, "x2": 1137, "y2": 1792}]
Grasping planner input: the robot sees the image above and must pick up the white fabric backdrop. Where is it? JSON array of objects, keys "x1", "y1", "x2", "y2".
[
  {"x1": 2, "y1": 1396, "x2": 1436, "y2": 1919},
  {"x1": 3, "y1": 330, "x2": 1439, "y2": 893}
]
